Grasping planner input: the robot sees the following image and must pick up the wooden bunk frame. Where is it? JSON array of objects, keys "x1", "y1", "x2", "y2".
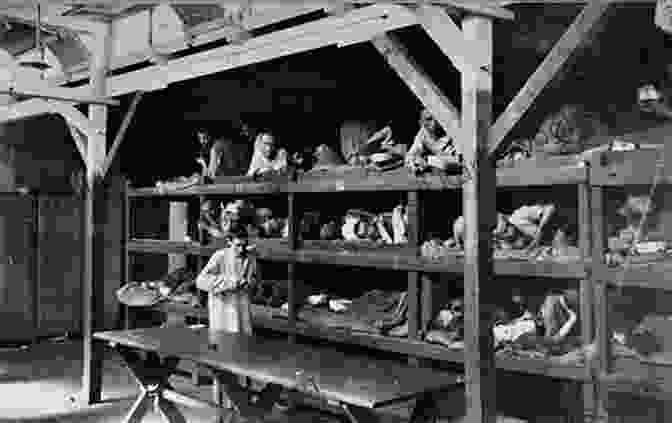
[{"x1": 1, "y1": 1, "x2": 649, "y2": 422}]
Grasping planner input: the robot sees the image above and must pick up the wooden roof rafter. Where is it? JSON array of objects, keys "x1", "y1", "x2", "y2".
[{"x1": 50, "y1": 3, "x2": 419, "y2": 98}]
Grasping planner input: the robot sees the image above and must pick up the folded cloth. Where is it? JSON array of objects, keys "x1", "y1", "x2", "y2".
[{"x1": 116, "y1": 282, "x2": 163, "y2": 307}]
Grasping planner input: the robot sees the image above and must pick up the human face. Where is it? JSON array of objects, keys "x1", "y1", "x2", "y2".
[
  {"x1": 197, "y1": 131, "x2": 209, "y2": 146},
  {"x1": 231, "y1": 237, "x2": 248, "y2": 257},
  {"x1": 258, "y1": 134, "x2": 276, "y2": 159},
  {"x1": 420, "y1": 110, "x2": 438, "y2": 133}
]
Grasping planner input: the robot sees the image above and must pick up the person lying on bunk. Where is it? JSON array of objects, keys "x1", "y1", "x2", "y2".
[
  {"x1": 246, "y1": 131, "x2": 289, "y2": 177},
  {"x1": 453, "y1": 203, "x2": 557, "y2": 251},
  {"x1": 405, "y1": 108, "x2": 461, "y2": 174}
]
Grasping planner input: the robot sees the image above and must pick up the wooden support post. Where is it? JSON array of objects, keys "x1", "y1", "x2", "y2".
[
  {"x1": 461, "y1": 14, "x2": 496, "y2": 423},
  {"x1": 416, "y1": 5, "x2": 485, "y2": 77},
  {"x1": 287, "y1": 193, "x2": 300, "y2": 344},
  {"x1": 82, "y1": 23, "x2": 113, "y2": 406},
  {"x1": 407, "y1": 191, "x2": 421, "y2": 347},
  {"x1": 168, "y1": 202, "x2": 189, "y2": 273},
  {"x1": 578, "y1": 182, "x2": 595, "y2": 419},
  {"x1": 121, "y1": 180, "x2": 131, "y2": 330},
  {"x1": 371, "y1": 33, "x2": 461, "y2": 147},
  {"x1": 591, "y1": 186, "x2": 610, "y2": 420},
  {"x1": 488, "y1": 1, "x2": 611, "y2": 156}
]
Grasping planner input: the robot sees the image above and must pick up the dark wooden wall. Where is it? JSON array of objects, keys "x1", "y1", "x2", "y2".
[{"x1": 0, "y1": 114, "x2": 124, "y2": 341}]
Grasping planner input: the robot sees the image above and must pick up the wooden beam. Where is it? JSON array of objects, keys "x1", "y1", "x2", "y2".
[
  {"x1": 44, "y1": 3, "x2": 331, "y2": 87},
  {"x1": 101, "y1": 91, "x2": 144, "y2": 178},
  {"x1": 82, "y1": 22, "x2": 113, "y2": 407},
  {"x1": 591, "y1": 185, "x2": 611, "y2": 420},
  {"x1": 371, "y1": 33, "x2": 461, "y2": 148},
  {"x1": 0, "y1": 87, "x2": 120, "y2": 106},
  {"x1": 416, "y1": 5, "x2": 487, "y2": 76},
  {"x1": 460, "y1": 13, "x2": 496, "y2": 423},
  {"x1": 67, "y1": 123, "x2": 88, "y2": 164},
  {"x1": 343, "y1": 0, "x2": 514, "y2": 20},
  {"x1": 488, "y1": 0, "x2": 611, "y2": 155},
  {"x1": 63, "y1": 4, "x2": 417, "y2": 99},
  {"x1": 0, "y1": 98, "x2": 50, "y2": 123},
  {"x1": 1, "y1": 6, "x2": 104, "y2": 35},
  {"x1": 577, "y1": 182, "x2": 593, "y2": 423},
  {"x1": 47, "y1": 101, "x2": 103, "y2": 142}
]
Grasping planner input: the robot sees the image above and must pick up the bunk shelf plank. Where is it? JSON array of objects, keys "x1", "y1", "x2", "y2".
[
  {"x1": 597, "y1": 259, "x2": 672, "y2": 291},
  {"x1": 127, "y1": 238, "x2": 588, "y2": 279},
  {"x1": 590, "y1": 148, "x2": 670, "y2": 186},
  {"x1": 128, "y1": 180, "x2": 287, "y2": 197},
  {"x1": 600, "y1": 356, "x2": 672, "y2": 400},
  {"x1": 126, "y1": 159, "x2": 588, "y2": 197},
  {"x1": 155, "y1": 302, "x2": 588, "y2": 381}
]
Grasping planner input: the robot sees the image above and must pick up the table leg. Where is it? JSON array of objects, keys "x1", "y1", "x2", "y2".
[
  {"x1": 123, "y1": 391, "x2": 153, "y2": 423},
  {"x1": 114, "y1": 346, "x2": 185, "y2": 423},
  {"x1": 155, "y1": 395, "x2": 188, "y2": 423},
  {"x1": 211, "y1": 371, "x2": 279, "y2": 421}
]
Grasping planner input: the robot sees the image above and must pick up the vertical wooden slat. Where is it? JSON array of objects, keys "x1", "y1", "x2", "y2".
[
  {"x1": 578, "y1": 182, "x2": 594, "y2": 420},
  {"x1": 287, "y1": 192, "x2": 300, "y2": 344},
  {"x1": 32, "y1": 194, "x2": 39, "y2": 344},
  {"x1": 461, "y1": 14, "x2": 497, "y2": 423},
  {"x1": 592, "y1": 185, "x2": 610, "y2": 420},
  {"x1": 82, "y1": 23, "x2": 112, "y2": 406},
  {"x1": 407, "y1": 191, "x2": 421, "y2": 345},
  {"x1": 168, "y1": 202, "x2": 189, "y2": 272},
  {"x1": 121, "y1": 181, "x2": 131, "y2": 330}
]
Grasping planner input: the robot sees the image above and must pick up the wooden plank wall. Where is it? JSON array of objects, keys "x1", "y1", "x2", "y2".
[
  {"x1": 0, "y1": 115, "x2": 125, "y2": 338},
  {"x1": 38, "y1": 195, "x2": 83, "y2": 336},
  {"x1": 0, "y1": 195, "x2": 35, "y2": 343}
]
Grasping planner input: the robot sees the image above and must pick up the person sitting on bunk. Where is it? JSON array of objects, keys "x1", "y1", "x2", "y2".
[
  {"x1": 405, "y1": 108, "x2": 460, "y2": 174},
  {"x1": 453, "y1": 203, "x2": 557, "y2": 251},
  {"x1": 246, "y1": 131, "x2": 289, "y2": 177}
]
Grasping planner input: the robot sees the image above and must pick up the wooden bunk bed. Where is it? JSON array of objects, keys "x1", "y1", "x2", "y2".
[{"x1": 7, "y1": 1, "x2": 664, "y2": 422}]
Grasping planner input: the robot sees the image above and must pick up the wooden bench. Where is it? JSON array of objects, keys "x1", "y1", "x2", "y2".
[{"x1": 95, "y1": 326, "x2": 463, "y2": 423}]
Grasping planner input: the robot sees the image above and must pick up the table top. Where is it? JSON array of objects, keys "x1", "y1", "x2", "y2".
[{"x1": 95, "y1": 326, "x2": 462, "y2": 408}]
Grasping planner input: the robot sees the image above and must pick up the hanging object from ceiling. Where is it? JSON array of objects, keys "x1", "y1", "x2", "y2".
[{"x1": 18, "y1": 3, "x2": 51, "y2": 74}]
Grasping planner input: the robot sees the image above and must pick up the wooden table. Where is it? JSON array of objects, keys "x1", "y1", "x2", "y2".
[{"x1": 95, "y1": 326, "x2": 463, "y2": 423}]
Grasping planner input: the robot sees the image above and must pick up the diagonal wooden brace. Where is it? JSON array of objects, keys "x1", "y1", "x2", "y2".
[
  {"x1": 371, "y1": 33, "x2": 462, "y2": 151},
  {"x1": 101, "y1": 91, "x2": 144, "y2": 179},
  {"x1": 48, "y1": 101, "x2": 105, "y2": 142},
  {"x1": 416, "y1": 5, "x2": 488, "y2": 78},
  {"x1": 488, "y1": 0, "x2": 611, "y2": 156}
]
